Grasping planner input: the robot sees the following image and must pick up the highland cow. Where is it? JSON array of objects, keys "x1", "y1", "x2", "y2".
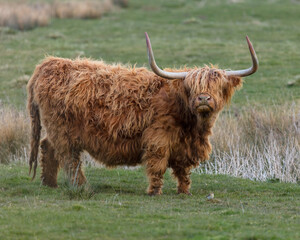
[{"x1": 27, "y1": 33, "x2": 258, "y2": 195}]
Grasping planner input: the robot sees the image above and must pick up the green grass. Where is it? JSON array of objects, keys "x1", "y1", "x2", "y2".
[
  {"x1": 0, "y1": 0, "x2": 299, "y2": 108},
  {"x1": 0, "y1": 165, "x2": 299, "y2": 240}
]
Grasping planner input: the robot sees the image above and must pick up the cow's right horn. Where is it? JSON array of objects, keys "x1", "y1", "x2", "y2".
[{"x1": 145, "y1": 32, "x2": 188, "y2": 79}]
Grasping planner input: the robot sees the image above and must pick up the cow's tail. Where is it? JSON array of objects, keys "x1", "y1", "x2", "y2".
[{"x1": 27, "y1": 75, "x2": 41, "y2": 180}]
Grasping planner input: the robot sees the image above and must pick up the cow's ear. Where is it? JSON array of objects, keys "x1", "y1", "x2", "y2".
[
  {"x1": 222, "y1": 76, "x2": 243, "y2": 104},
  {"x1": 228, "y1": 76, "x2": 243, "y2": 88}
]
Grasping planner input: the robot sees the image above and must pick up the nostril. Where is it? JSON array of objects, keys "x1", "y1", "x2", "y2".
[{"x1": 198, "y1": 95, "x2": 211, "y2": 101}]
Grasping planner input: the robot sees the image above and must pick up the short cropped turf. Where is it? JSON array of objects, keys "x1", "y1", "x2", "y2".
[{"x1": 0, "y1": 165, "x2": 299, "y2": 240}]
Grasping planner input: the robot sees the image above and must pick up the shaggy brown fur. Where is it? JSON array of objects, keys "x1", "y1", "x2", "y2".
[{"x1": 27, "y1": 56, "x2": 242, "y2": 195}]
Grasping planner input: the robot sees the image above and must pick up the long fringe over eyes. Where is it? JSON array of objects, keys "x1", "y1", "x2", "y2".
[{"x1": 184, "y1": 66, "x2": 242, "y2": 105}]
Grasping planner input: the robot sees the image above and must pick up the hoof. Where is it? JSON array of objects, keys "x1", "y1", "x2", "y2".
[
  {"x1": 177, "y1": 190, "x2": 192, "y2": 195},
  {"x1": 147, "y1": 188, "x2": 162, "y2": 196},
  {"x1": 42, "y1": 181, "x2": 58, "y2": 188}
]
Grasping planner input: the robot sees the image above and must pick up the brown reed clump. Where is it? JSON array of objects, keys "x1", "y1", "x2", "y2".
[
  {"x1": 0, "y1": 106, "x2": 30, "y2": 164},
  {"x1": 0, "y1": 3, "x2": 52, "y2": 30},
  {"x1": 53, "y1": 0, "x2": 114, "y2": 19}
]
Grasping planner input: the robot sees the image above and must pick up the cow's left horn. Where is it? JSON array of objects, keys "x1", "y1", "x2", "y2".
[
  {"x1": 225, "y1": 36, "x2": 259, "y2": 77},
  {"x1": 145, "y1": 32, "x2": 187, "y2": 79}
]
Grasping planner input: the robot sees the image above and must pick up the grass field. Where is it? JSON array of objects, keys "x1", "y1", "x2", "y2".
[
  {"x1": 0, "y1": 165, "x2": 299, "y2": 240},
  {"x1": 0, "y1": 0, "x2": 299, "y2": 239}
]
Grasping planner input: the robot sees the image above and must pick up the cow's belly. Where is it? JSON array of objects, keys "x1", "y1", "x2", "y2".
[{"x1": 84, "y1": 136, "x2": 143, "y2": 167}]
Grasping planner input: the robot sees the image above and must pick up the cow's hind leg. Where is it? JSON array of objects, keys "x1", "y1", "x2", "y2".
[
  {"x1": 172, "y1": 167, "x2": 192, "y2": 195},
  {"x1": 40, "y1": 138, "x2": 59, "y2": 187},
  {"x1": 61, "y1": 149, "x2": 86, "y2": 187}
]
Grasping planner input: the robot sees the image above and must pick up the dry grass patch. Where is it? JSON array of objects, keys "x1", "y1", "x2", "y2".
[
  {"x1": 0, "y1": 0, "x2": 122, "y2": 30},
  {"x1": 0, "y1": 3, "x2": 51, "y2": 30},
  {"x1": 53, "y1": 0, "x2": 114, "y2": 19},
  {"x1": 11, "y1": 74, "x2": 31, "y2": 88},
  {"x1": 0, "y1": 106, "x2": 29, "y2": 163},
  {"x1": 198, "y1": 103, "x2": 300, "y2": 183}
]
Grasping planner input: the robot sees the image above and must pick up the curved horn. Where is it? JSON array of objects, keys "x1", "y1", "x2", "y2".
[
  {"x1": 145, "y1": 32, "x2": 187, "y2": 79},
  {"x1": 225, "y1": 36, "x2": 259, "y2": 77}
]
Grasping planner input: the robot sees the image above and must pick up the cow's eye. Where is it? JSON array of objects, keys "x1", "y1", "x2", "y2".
[{"x1": 184, "y1": 88, "x2": 190, "y2": 97}]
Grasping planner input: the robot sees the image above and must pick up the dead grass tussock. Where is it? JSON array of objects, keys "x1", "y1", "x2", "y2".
[
  {"x1": 0, "y1": 3, "x2": 51, "y2": 30},
  {"x1": 11, "y1": 74, "x2": 31, "y2": 88},
  {"x1": 0, "y1": 106, "x2": 30, "y2": 163},
  {"x1": 197, "y1": 103, "x2": 300, "y2": 183},
  {"x1": 0, "y1": 0, "x2": 118, "y2": 30},
  {"x1": 53, "y1": 0, "x2": 114, "y2": 19}
]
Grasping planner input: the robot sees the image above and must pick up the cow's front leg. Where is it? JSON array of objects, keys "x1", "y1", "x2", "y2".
[
  {"x1": 172, "y1": 167, "x2": 192, "y2": 195},
  {"x1": 144, "y1": 147, "x2": 169, "y2": 196},
  {"x1": 147, "y1": 169, "x2": 165, "y2": 196}
]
